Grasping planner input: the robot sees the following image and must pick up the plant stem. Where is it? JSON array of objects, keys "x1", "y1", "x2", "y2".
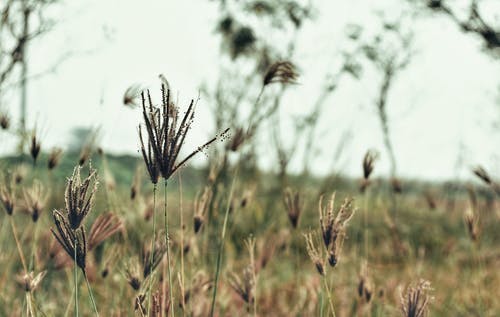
[
  {"x1": 29, "y1": 221, "x2": 39, "y2": 271},
  {"x1": 147, "y1": 183, "x2": 157, "y2": 314},
  {"x1": 10, "y1": 216, "x2": 27, "y2": 273},
  {"x1": 363, "y1": 189, "x2": 369, "y2": 260},
  {"x1": 84, "y1": 271, "x2": 99, "y2": 317},
  {"x1": 178, "y1": 172, "x2": 186, "y2": 316},
  {"x1": 164, "y1": 179, "x2": 174, "y2": 317},
  {"x1": 74, "y1": 237, "x2": 79, "y2": 317},
  {"x1": 322, "y1": 275, "x2": 336, "y2": 317},
  {"x1": 210, "y1": 168, "x2": 238, "y2": 317}
]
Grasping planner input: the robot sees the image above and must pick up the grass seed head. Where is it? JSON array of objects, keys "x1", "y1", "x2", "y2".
[
  {"x1": 51, "y1": 210, "x2": 88, "y2": 270},
  {"x1": 283, "y1": 187, "x2": 302, "y2": 228},
  {"x1": 400, "y1": 279, "x2": 433, "y2": 317},
  {"x1": 0, "y1": 173, "x2": 15, "y2": 215},
  {"x1": 362, "y1": 150, "x2": 378, "y2": 180},
  {"x1": 48, "y1": 147, "x2": 63, "y2": 170},
  {"x1": 64, "y1": 164, "x2": 99, "y2": 230},
  {"x1": 30, "y1": 129, "x2": 41, "y2": 164},
  {"x1": 304, "y1": 232, "x2": 325, "y2": 276},
  {"x1": 22, "y1": 180, "x2": 48, "y2": 222},
  {"x1": 139, "y1": 83, "x2": 229, "y2": 183},
  {"x1": 263, "y1": 61, "x2": 299, "y2": 86},
  {"x1": 88, "y1": 213, "x2": 123, "y2": 250},
  {"x1": 15, "y1": 271, "x2": 46, "y2": 293},
  {"x1": 0, "y1": 112, "x2": 10, "y2": 130}
]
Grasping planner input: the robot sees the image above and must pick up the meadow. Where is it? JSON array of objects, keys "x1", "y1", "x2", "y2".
[{"x1": 0, "y1": 87, "x2": 499, "y2": 317}]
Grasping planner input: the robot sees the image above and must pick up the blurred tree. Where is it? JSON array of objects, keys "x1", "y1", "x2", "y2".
[
  {"x1": 0, "y1": 0, "x2": 59, "y2": 150},
  {"x1": 409, "y1": 0, "x2": 500, "y2": 57},
  {"x1": 347, "y1": 14, "x2": 414, "y2": 178}
]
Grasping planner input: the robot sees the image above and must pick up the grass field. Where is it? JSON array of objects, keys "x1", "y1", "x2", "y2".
[{"x1": 0, "y1": 149, "x2": 499, "y2": 317}]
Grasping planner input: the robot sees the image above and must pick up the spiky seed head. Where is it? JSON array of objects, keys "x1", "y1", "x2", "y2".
[
  {"x1": 64, "y1": 165, "x2": 99, "y2": 230},
  {"x1": 51, "y1": 210, "x2": 88, "y2": 270},
  {"x1": 362, "y1": 150, "x2": 378, "y2": 180},
  {"x1": 87, "y1": 213, "x2": 123, "y2": 250},
  {"x1": 22, "y1": 180, "x2": 47, "y2": 222},
  {"x1": 0, "y1": 113, "x2": 10, "y2": 130},
  {"x1": 283, "y1": 187, "x2": 302, "y2": 228},
  {"x1": 304, "y1": 232, "x2": 325, "y2": 276},
  {"x1": 472, "y1": 166, "x2": 492, "y2": 185},
  {"x1": 30, "y1": 130, "x2": 41, "y2": 164},
  {"x1": 400, "y1": 279, "x2": 433, "y2": 317},
  {"x1": 0, "y1": 175, "x2": 15, "y2": 216},
  {"x1": 123, "y1": 84, "x2": 141, "y2": 108},
  {"x1": 193, "y1": 186, "x2": 212, "y2": 234},
  {"x1": 48, "y1": 147, "x2": 63, "y2": 170}
]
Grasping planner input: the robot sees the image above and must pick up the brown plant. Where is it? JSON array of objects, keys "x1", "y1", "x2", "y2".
[
  {"x1": 139, "y1": 84, "x2": 230, "y2": 182},
  {"x1": 22, "y1": 180, "x2": 47, "y2": 222},
  {"x1": 48, "y1": 147, "x2": 63, "y2": 170},
  {"x1": 400, "y1": 279, "x2": 433, "y2": 317},
  {"x1": 283, "y1": 187, "x2": 302, "y2": 228}
]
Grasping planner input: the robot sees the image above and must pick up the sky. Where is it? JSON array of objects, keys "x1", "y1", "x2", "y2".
[{"x1": 2, "y1": 0, "x2": 500, "y2": 181}]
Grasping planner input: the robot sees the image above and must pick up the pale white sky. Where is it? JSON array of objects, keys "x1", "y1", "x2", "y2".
[{"x1": 2, "y1": 0, "x2": 500, "y2": 180}]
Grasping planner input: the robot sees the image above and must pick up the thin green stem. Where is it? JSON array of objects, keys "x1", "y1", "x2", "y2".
[
  {"x1": 178, "y1": 172, "x2": 186, "y2": 316},
  {"x1": 74, "y1": 237, "x2": 79, "y2": 317},
  {"x1": 210, "y1": 168, "x2": 238, "y2": 317},
  {"x1": 147, "y1": 183, "x2": 157, "y2": 314},
  {"x1": 363, "y1": 189, "x2": 369, "y2": 260},
  {"x1": 84, "y1": 271, "x2": 99, "y2": 317},
  {"x1": 164, "y1": 179, "x2": 174, "y2": 317}
]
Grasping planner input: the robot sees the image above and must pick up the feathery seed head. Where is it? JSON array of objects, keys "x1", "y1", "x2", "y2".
[
  {"x1": 304, "y1": 232, "x2": 325, "y2": 276},
  {"x1": 400, "y1": 279, "x2": 433, "y2": 317},
  {"x1": 64, "y1": 165, "x2": 99, "y2": 230},
  {"x1": 263, "y1": 61, "x2": 299, "y2": 86},
  {"x1": 0, "y1": 173, "x2": 15, "y2": 215},
  {"x1": 22, "y1": 180, "x2": 47, "y2": 222},
  {"x1": 283, "y1": 187, "x2": 302, "y2": 228},
  {"x1": 48, "y1": 147, "x2": 63, "y2": 170},
  {"x1": 51, "y1": 210, "x2": 87, "y2": 270},
  {"x1": 15, "y1": 271, "x2": 46, "y2": 292}
]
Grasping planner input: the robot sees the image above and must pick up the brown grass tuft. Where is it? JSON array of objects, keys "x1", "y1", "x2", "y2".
[{"x1": 400, "y1": 279, "x2": 433, "y2": 317}]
